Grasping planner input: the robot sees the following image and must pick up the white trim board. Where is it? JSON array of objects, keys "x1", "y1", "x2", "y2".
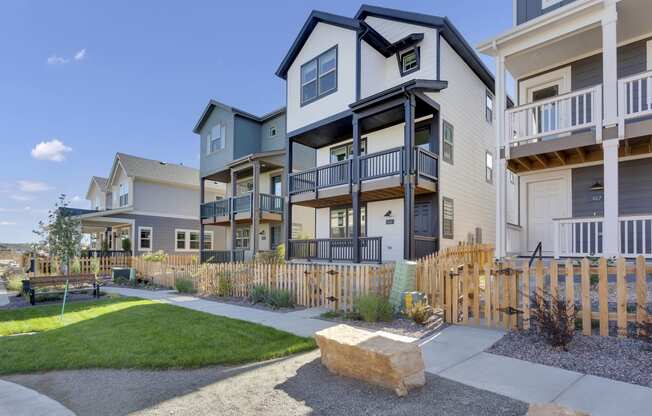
[
  {"x1": 137, "y1": 226, "x2": 153, "y2": 252},
  {"x1": 518, "y1": 66, "x2": 571, "y2": 105}
]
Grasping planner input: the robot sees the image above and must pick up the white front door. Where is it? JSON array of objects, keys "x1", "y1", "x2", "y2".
[{"x1": 527, "y1": 179, "x2": 567, "y2": 253}]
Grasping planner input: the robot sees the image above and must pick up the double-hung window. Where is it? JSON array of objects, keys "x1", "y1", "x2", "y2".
[
  {"x1": 138, "y1": 227, "x2": 152, "y2": 251},
  {"x1": 486, "y1": 151, "x2": 494, "y2": 184},
  {"x1": 301, "y1": 46, "x2": 337, "y2": 105},
  {"x1": 442, "y1": 120, "x2": 454, "y2": 164},
  {"x1": 235, "y1": 226, "x2": 250, "y2": 249},
  {"x1": 330, "y1": 206, "x2": 366, "y2": 238},
  {"x1": 175, "y1": 229, "x2": 210, "y2": 251},
  {"x1": 208, "y1": 123, "x2": 225, "y2": 154},
  {"x1": 119, "y1": 183, "x2": 129, "y2": 206},
  {"x1": 203, "y1": 232, "x2": 213, "y2": 250},
  {"x1": 176, "y1": 231, "x2": 187, "y2": 251}
]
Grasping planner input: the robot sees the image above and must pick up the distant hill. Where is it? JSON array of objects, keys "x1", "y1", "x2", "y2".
[{"x1": 0, "y1": 243, "x2": 33, "y2": 253}]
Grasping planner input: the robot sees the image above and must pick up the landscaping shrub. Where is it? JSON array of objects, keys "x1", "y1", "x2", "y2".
[
  {"x1": 5, "y1": 273, "x2": 25, "y2": 293},
  {"x1": 217, "y1": 273, "x2": 232, "y2": 297},
  {"x1": 266, "y1": 289, "x2": 294, "y2": 309},
  {"x1": 143, "y1": 250, "x2": 168, "y2": 262},
  {"x1": 70, "y1": 258, "x2": 81, "y2": 275},
  {"x1": 529, "y1": 290, "x2": 577, "y2": 350},
  {"x1": 175, "y1": 278, "x2": 195, "y2": 294},
  {"x1": 355, "y1": 294, "x2": 394, "y2": 323},
  {"x1": 635, "y1": 305, "x2": 652, "y2": 347},
  {"x1": 250, "y1": 284, "x2": 269, "y2": 304},
  {"x1": 406, "y1": 301, "x2": 432, "y2": 325},
  {"x1": 121, "y1": 238, "x2": 132, "y2": 253}
]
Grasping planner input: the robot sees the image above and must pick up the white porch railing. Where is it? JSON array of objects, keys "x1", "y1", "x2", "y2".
[
  {"x1": 506, "y1": 86, "x2": 602, "y2": 146},
  {"x1": 618, "y1": 69, "x2": 652, "y2": 136},
  {"x1": 553, "y1": 215, "x2": 652, "y2": 258}
]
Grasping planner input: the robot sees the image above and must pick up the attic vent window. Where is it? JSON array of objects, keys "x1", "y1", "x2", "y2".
[
  {"x1": 269, "y1": 126, "x2": 277, "y2": 137},
  {"x1": 398, "y1": 47, "x2": 420, "y2": 76}
]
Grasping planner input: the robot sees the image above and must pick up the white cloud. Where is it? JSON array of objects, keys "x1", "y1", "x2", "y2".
[
  {"x1": 31, "y1": 139, "x2": 72, "y2": 162},
  {"x1": 0, "y1": 221, "x2": 16, "y2": 226},
  {"x1": 47, "y1": 55, "x2": 68, "y2": 65},
  {"x1": 71, "y1": 195, "x2": 82, "y2": 202},
  {"x1": 17, "y1": 180, "x2": 53, "y2": 193},
  {"x1": 74, "y1": 48, "x2": 86, "y2": 61},
  {"x1": 10, "y1": 194, "x2": 34, "y2": 201}
]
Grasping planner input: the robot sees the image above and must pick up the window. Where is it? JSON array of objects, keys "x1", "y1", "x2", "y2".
[
  {"x1": 176, "y1": 231, "x2": 186, "y2": 250},
  {"x1": 208, "y1": 123, "x2": 225, "y2": 154},
  {"x1": 330, "y1": 139, "x2": 367, "y2": 163},
  {"x1": 442, "y1": 120, "x2": 454, "y2": 164},
  {"x1": 203, "y1": 232, "x2": 213, "y2": 250},
  {"x1": 175, "y1": 229, "x2": 211, "y2": 251},
  {"x1": 301, "y1": 46, "x2": 337, "y2": 105},
  {"x1": 270, "y1": 175, "x2": 282, "y2": 196},
  {"x1": 442, "y1": 197, "x2": 454, "y2": 239},
  {"x1": 292, "y1": 223, "x2": 303, "y2": 239},
  {"x1": 542, "y1": 0, "x2": 564, "y2": 9},
  {"x1": 119, "y1": 183, "x2": 129, "y2": 207},
  {"x1": 235, "y1": 226, "x2": 250, "y2": 249},
  {"x1": 270, "y1": 224, "x2": 282, "y2": 249},
  {"x1": 138, "y1": 227, "x2": 152, "y2": 251},
  {"x1": 415, "y1": 124, "x2": 431, "y2": 150},
  {"x1": 189, "y1": 231, "x2": 200, "y2": 250},
  {"x1": 269, "y1": 126, "x2": 277, "y2": 137},
  {"x1": 94, "y1": 195, "x2": 101, "y2": 210},
  {"x1": 485, "y1": 151, "x2": 494, "y2": 184},
  {"x1": 485, "y1": 91, "x2": 494, "y2": 123},
  {"x1": 398, "y1": 47, "x2": 420, "y2": 76},
  {"x1": 330, "y1": 206, "x2": 366, "y2": 238},
  {"x1": 236, "y1": 179, "x2": 253, "y2": 196}
]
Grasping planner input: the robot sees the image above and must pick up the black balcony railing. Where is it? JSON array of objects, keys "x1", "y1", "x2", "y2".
[
  {"x1": 200, "y1": 198, "x2": 230, "y2": 220},
  {"x1": 200, "y1": 250, "x2": 245, "y2": 263},
  {"x1": 232, "y1": 194, "x2": 252, "y2": 213},
  {"x1": 289, "y1": 146, "x2": 438, "y2": 195},
  {"x1": 260, "y1": 193, "x2": 283, "y2": 214},
  {"x1": 287, "y1": 237, "x2": 382, "y2": 263}
]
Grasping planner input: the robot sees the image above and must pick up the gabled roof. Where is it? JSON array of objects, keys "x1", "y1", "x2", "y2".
[
  {"x1": 354, "y1": 4, "x2": 496, "y2": 92},
  {"x1": 85, "y1": 176, "x2": 108, "y2": 200},
  {"x1": 275, "y1": 10, "x2": 360, "y2": 79},
  {"x1": 107, "y1": 152, "x2": 201, "y2": 189},
  {"x1": 192, "y1": 99, "x2": 285, "y2": 134}
]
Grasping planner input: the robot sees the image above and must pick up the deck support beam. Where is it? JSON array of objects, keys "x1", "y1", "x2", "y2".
[
  {"x1": 352, "y1": 114, "x2": 362, "y2": 263},
  {"x1": 284, "y1": 138, "x2": 293, "y2": 261},
  {"x1": 230, "y1": 170, "x2": 237, "y2": 260},
  {"x1": 199, "y1": 178, "x2": 205, "y2": 263},
  {"x1": 252, "y1": 160, "x2": 261, "y2": 256},
  {"x1": 403, "y1": 94, "x2": 416, "y2": 260},
  {"x1": 603, "y1": 139, "x2": 620, "y2": 257}
]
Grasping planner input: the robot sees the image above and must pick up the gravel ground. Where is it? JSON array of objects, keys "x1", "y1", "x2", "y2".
[
  {"x1": 319, "y1": 313, "x2": 447, "y2": 339},
  {"x1": 4, "y1": 350, "x2": 528, "y2": 416},
  {"x1": 487, "y1": 330, "x2": 652, "y2": 387}
]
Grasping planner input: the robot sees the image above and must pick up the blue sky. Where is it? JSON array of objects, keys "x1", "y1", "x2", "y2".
[{"x1": 0, "y1": 0, "x2": 512, "y2": 243}]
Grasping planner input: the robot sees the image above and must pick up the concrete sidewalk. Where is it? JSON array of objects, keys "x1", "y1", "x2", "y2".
[
  {"x1": 0, "y1": 281, "x2": 9, "y2": 307},
  {"x1": 0, "y1": 380, "x2": 74, "y2": 416},
  {"x1": 102, "y1": 287, "x2": 652, "y2": 415}
]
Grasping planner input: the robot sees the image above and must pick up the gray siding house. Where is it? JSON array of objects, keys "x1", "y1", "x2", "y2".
[
  {"x1": 71, "y1": 152, "x2": 226, "y2": 256},
  {"x1": 193, "y1": 101, "x2": 315, "y2": 262}
]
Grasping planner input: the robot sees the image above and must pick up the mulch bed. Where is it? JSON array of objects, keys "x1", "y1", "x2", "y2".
[
  {"x1": 195, "y1": 294, "x2": 305, "y2": 313},
  {"x1": 487, "y1": 330, "x2": 652, "y2": 387}
]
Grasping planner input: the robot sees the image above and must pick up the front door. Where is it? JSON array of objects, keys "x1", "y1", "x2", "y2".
[
  {"x1": 527, "y1": 179, "x2": 567, "y2": 253},
  {"x1": 414, "y1": 197, "x2": 437, "y2": 258}
]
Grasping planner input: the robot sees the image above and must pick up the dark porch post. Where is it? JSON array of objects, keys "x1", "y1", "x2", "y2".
[
  {"x1": 252, "y1": 160, "x2": 261, "y2": 256},
  {"x1": 199, "y1": 177, "x2": 205, "y2": 263},
  {"x1": 230, "y1": 170, "x2": 237, "y2": 261},
  {"x1": 352, "y1": 114, "x2": 362, "y2": 263},
  {"x1": 284, "y1": 138, "x2": 293, "y2": 261},
  {"x1": 404, "y1": 94, "x2": 416, "y2": 260}
]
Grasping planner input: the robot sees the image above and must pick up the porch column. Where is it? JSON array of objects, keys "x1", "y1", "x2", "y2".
[
  {"x1": 403, "y1": 94, "x2": 416, "y2": 260},
  {"x1": 495, "y1": 54, "x2": 507, "y2": 259},
  {"x1": 352, "y1": 114, "x2": 362, "y2": 263},
  {"x1": 230, "y1": 170, "x2": 237, "y2": 260},
  {"x1": 284, "y1": 138, "x2": 293, "y2": 261},
  {"x1": 252, "y1": 160, "x2": 261, "y2": 256},
  {"x1": 602, "y1": 1, "x2": 619, "y2": 128},
  {"x1": 199, "y1": 177, "x2": 205, "y2": 263},
  {"x1": 603, "y1": 139, "x2": 619, "y2": 257}
]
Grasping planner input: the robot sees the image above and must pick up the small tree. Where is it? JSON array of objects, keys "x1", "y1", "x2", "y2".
[
  {"x1": 529, "y1": 290, "x2": 577, "y2": 350},
  {"x1": 33, "y1": 194, "x2": 82, "y2": 276},
  {"x1": 121, "y1": 237, "x2": 132, "y2": 253}
]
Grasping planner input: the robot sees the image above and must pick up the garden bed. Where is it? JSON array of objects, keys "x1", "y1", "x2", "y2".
[
  {"x1": 319, "y1": 310, "x2": 446, "y2": 340},
  {"x1": 487, "y1": 330, "x2": 652, "y2": 387},
  {"x1": 196, "y1": 295, "x2": 304, "y2": 313}
]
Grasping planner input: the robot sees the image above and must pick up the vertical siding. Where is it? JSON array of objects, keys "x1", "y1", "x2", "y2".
[{"x1": 516, "y1": 0, "x2": 578, "y2": 25}]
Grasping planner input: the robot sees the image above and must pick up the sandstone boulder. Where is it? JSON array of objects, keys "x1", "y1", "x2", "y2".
[
  {"x1": 527, "y1": 404, "x2": 590, "y2": 416},
  {"x1": 315, "y1": 324, "x2": 425, "y2": 396}
]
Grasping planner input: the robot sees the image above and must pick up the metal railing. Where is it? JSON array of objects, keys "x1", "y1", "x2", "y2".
[
  {"x1": 415, "y1": 147, "x2": 438, "y2": 182},
  {"x1": 506, "y1": 86, "x2": 602, "y2": 146},
  {"x1": 618, "y1": 70, "x2": 652, "y2": 135},
  {"x1": 232, "y1": 193, "x2": 252, "y2": 213},
  {"x1": 260, "y1": 193, "x2": 283, "y2": 214},
  {"x1": 359, "y1": 147, "x2": 403, "y2": 181},
  {"x1": 287, "y1": 237, "x2": 382, "y2": 263},
  {"x1": 200, "y1": 199, "x2": 230, "y2": 219},
  {"x1": 200, "y1": 250, "x2": 245, "y2": 263}
]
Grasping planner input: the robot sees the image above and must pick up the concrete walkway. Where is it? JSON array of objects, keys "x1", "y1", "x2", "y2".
[
  {"x1": 0, "y1": 281, "x2": 9, "y2": 307},
  {"x1": 0, "y1": 379, "x2": 74, "y2": 416}
]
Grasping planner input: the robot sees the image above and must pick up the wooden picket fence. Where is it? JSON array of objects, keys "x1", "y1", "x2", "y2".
[
  {"x1": 418, "y1": 255, "x2": 651, "y2": 338},
  {"x1": 31, "y1": 256, "x2": 131, "y2": 277}
]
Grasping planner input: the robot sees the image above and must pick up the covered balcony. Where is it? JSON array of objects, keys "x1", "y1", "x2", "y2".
[
  {"x1": 287, "y1": 237, "x2": 383, "y2": 263},
  {"x1": 200, "y1": 192, "x2": 283, "y2": 225}
]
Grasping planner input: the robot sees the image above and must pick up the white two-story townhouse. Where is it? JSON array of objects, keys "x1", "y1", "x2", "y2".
[
  {"x1": 193, "y1": 101, "x2": 315, "y2": 262},
  {"x1": 478, "y1": 0, "x2": 652, "y2": 259},
  {"x1": 68, "y1": 152, "x2": 226, "y2": 256},
  {"x1": 277, "y1": 5, "x2": 500, "y2": 263}
]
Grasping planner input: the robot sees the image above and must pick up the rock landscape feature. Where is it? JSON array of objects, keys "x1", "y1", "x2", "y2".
[{"x1": 315, "y1": 324, "x2": 425, "y2": 396}]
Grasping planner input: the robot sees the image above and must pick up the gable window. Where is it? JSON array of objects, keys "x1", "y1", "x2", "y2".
[
  {"x1": 269, "y1": 126, "x2": 277, "y2": 137},
  {"x1": 330, "y1": 139, "x2": 367, "y2": 163},
  {"x1": 486, "y1": 151, "x2": 494, "y2": 184},
  {"x1": 442, "y1": 197, "x2": 454, "y2": 239},
  {"x1": 119, "y1": 183, "x2": 129, "y2": 207},
  {"x1": 301, "y1": 46, "x2": 337, "y2": 105},
  {"x1": 208, "y1": 123, "x2": 225, "y2": 154},
  {"x1": 485, "y1": 91, "x2": 494, "y2": 123},
  {"x1": 330, "y1": 206, "x2": 366, "y2": 238},
  {"x1": 398, "y1": 47, "x2": 420, "y2": 76},
  {"x1": 138, "y1": 227, "x2": 152, "y2": 251},
  {"x1": 442, "y1": 120, "x2": 454, "y2": 164},
  {"x1": 235, "y1": 226, "x2": 250, "y2": 249}
]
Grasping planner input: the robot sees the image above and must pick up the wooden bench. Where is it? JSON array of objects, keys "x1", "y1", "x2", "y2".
[{"x1": 22, "y1": 275, "x2": 101, "y2": 305}]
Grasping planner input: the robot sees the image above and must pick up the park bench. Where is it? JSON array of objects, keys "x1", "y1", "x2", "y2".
[{"x1": 22, "y1": 275, "x2": 101, "y2": 305}]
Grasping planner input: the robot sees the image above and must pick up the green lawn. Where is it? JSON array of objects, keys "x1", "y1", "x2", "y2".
[{"x1": 0, "y1": 296, "x2": 316, "y2": 375}]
